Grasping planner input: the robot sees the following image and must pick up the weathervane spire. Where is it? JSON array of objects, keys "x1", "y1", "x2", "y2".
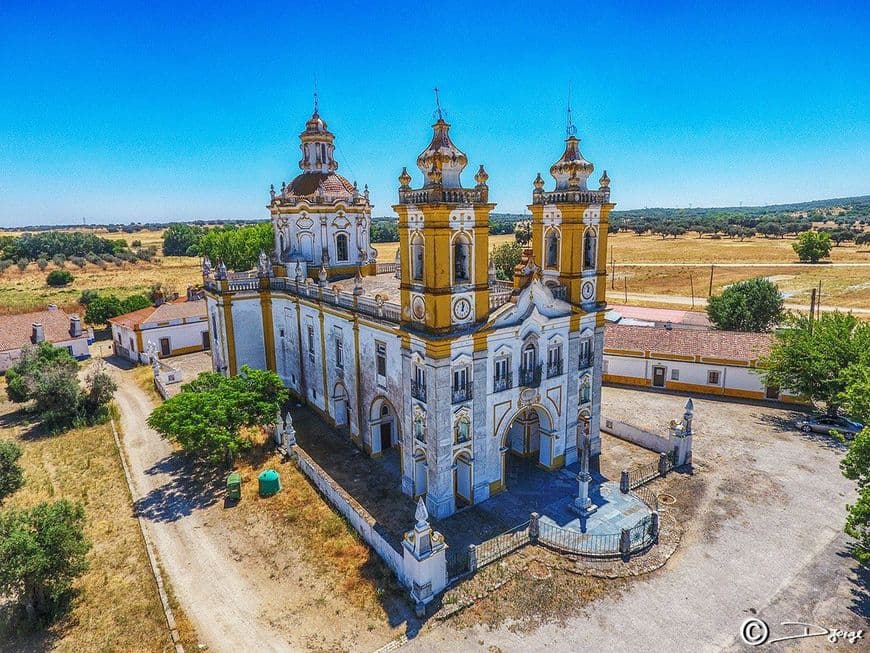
[
  {"x1": 434, "y1": 86, "x2": 443, "y2": 121},
  {"x1": 313, "y1": 75, "x2": 319, "y2": 114},
  {"x1": 566, "y1": 81, "x2": 576, "y2": 137}
]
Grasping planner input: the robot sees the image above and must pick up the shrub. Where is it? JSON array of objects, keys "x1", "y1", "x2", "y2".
[
  {"x1": 70, "y1": 255, "x2": 86, "y2": 268},
  {"x1": 792, "y1": 230, "x2": 832, "y2": 263},
  {"x1": 51, "y1": 253, "x2": 66, "y2": 267},
  {"x1": 0, "y1": 500, "x2": 91, "y2": 621},
  {"x1": 36, "y1": 258, "x2": 49, "y2": 271},
  {"x1": 0, "y1": 260, "x2": 12, "y2": 275},
  {"x1": 131, "y1": 239, "x2": 142, "y2": 247},
  {"x1": 0, "y1": 441, "x2": 25, "y2": 504},
  {"x1": 16, "y1": 257, "x2": 28, "y2": 271},
  {"x1": 46, "y1": 269, "x2": 74, "y2": 287}
]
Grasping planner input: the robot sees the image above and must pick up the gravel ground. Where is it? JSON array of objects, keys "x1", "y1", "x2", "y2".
[{"x1": 406, "y1": 386, "x2": 866, "y2": 652}]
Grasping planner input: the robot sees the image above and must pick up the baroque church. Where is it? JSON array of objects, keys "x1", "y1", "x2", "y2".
[{"x1": 204, "y1": 103, "x2": 614, "y2": 519}]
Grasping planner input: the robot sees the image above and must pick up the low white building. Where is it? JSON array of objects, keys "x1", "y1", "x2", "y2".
[
  {"x1": 0, "y1": 306, "x2": 90, "y2": 372},
  {"x1": 603, "y1": 324, "x2": 801, "y2": 403},
  {"x1": 109, "y1": 299, "x2": 208, "y2": 363}
]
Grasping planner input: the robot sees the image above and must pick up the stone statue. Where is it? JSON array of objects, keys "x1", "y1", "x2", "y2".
[{"x1": 257, "y1": 250, "x2": 270, "y2": 278}]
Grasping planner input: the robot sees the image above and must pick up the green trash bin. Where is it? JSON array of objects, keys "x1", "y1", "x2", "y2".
[
  {"x1": 258, "y1": 469, "x2": 281, "y2": 497},
  {"x1": 226, "y1": 472, "x2": 242, "y2": 501}
]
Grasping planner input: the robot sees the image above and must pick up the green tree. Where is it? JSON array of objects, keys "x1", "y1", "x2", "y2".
[
  {"x1": 490, "y1": 242, "x2": 522, "y2": 280},
  {"x1": 0, "y1": 500, "x2": 91, "y2": 621},
  {"x1": 148, "y1": 366, "x2": 287, "y2": 465},
  {"x1": 792, "y1": 230, "x2": 832, "y2": 262},
  {"x1": 46, "y1": 269, "x2": 74, "y2": 287},
  {"x1": 706, "y1": 277, "x2": 784, "y2": 332},
  {"x1": 84, "y1": 294, "x2": 123, "y2": 325},
  {"x1": 162, "y1": 223, "x2": 204, "y2": 256},
  {"x1": 838, "y1": 364, "x2": 870, "y2": 564},
  {"x1": 198, "y1": 223, "x2": 273, "y2": 271},
  {"x1": 0, "y1": 441, "x2": 25, "y2": 504},
  {"x1": 758, "y1": 312, "x2": 870, "y2": 415}
]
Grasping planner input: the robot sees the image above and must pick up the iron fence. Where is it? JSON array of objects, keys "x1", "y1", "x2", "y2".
[
  {"x1": 472, "y1": 521, "x2": 531, "y2": 571},
  {"x1": 627, "y1": 452, "x2": 674, "y2": 490},
  {"x1": 538, "y1": 521, "x2": 621, "y2": 556}
]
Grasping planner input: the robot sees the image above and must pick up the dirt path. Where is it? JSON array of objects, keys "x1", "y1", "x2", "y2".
[{"x1": 109, "y1": 364, "x2": 292, "y2": 652}]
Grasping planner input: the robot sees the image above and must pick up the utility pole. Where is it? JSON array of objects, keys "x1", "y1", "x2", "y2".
[
  {"x1": 708, "y1": 264, "x2": 714, "y2": 297},
  {"x1": 689, "y1": 271, "x2": 695, "y2": 309},
  {"x1": 610, "y1": 244, "x2": 615, "y2": 290},
  {"x1": 809, "y1": 287, "x2": 817, "y2": 333},
  {"x1": 623, "y1": 278, "x2": 628, "y2": 304},
  {"x1": 817, "y1": 280, "x2": 822, "y2": 320}
]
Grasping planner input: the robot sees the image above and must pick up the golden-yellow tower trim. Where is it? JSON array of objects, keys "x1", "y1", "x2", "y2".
[{"x1": 393, "y1": 117, "x2": 495, "y2": 335}]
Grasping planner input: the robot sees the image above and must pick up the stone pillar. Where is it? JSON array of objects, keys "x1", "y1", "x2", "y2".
[
  {"x1": 669, "y1": 398, "x2": 694, "y2": 468},
  {"x1": 650, "y1": 511, "x2": 660, "y2": 543},
  {"x1": 619, "y1": 527, "x2": 631, "y2": 557},
  {"x1": 573, "y1": 421, "x2": 597, "y2": 515},
  {"x1": 402, "y1": 498, "x2": 448, "y2": 615},
  {"x1": 529, "y1": 512, "x2": 540, "y2": 541},
  {"x1": 467, "y1": 544, "x2": 478, "y2": 573},
  {"x1": 620, "y1": 469, "x2": 630, "y2": 494},
  {"x1": 658, "y1": 452, "x2": 670, "y2": 477}
]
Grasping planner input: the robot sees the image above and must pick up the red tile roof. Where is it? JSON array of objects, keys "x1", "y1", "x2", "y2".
[
  {"x1": 108, "y1": 300, "x2": 206, "y2": 330},
  {"x1": 0, "y1": 308, "x2": 86, "y2": 352},
  {"x1": 605, "y1": 324, "x2": 772, "y2": 361},
  {"x1": 607, "y1": 304, "x2": 711, "y2": 327}
]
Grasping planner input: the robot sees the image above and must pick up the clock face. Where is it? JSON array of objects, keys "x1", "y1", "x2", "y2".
[
  {"x1": 581, "y1": 281, "x2": 595, "y2": 301},
  {"x1": 412, "y1": 296, "x2": 426, "y2": 320},
  {"x1": 453, "y1": 297, "x2": 472, "y2": 321}
]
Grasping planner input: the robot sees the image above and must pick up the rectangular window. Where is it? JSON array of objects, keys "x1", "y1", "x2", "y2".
[
  {"x1": 307, "y1": 325, "x2": 315, "y2": 362},
  {"x1": 335, "y1": 337, "x2": 344, "y2": 369},
  {"x1": 707, "y1": 370, "x2": 720, "y2": 385},
  {"x1": 376, "y1": 341, "x2": 387, "y2": 378},
  {"x1": 671, "y1": 369, "x2": 680, "y2": 381},
  {"x1": 412, "y1": 365, "x2": 426, "y2": 401},
  {"x1": 495, "y1": 358, "x2": 509, "y2": 380}
]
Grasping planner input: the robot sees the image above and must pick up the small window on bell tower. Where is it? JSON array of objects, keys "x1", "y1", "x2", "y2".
[
  {"x1": 454, "y1": 234, "x2": 471, "y2": 283},
  {"x1": 411, "y1": 235, "x2": 424, "y2": 281},
  {"x1": 545, "y1": 230, "x2": 559, "y2": 268}
]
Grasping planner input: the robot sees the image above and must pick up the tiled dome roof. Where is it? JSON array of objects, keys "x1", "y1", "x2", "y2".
[{"x1": 286, "y1": 171, "x2": 355, "y2": 198}]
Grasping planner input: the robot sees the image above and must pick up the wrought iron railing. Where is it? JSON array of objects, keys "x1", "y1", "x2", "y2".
[
  {"x1": 546, "y1": 360, "x2": 563, "y2": 378},
  {"x1": 411, "y1": 380, "x2": 427, "y2": 403},
  {"x1": 470, "y1": 521, "x2": 531, "y2": 571},
  {"x1": 626, "y1": 452, "x2": 674, "y2": 490},
  {"x1": 538, "y1": 521, "x2": 621, "y2": 556},
  {"x1": 493, "y1": 372, "x2": 513, "y2": 393},
  {"x1": 579, "y1": 355, "x2": 593, "y2": 370},
  {"x1": 519, "y1": 364, "x2": 542, "y2": 388},
  {"x1": 452, "y1": 382, "x2": 472, "y2": 404}
]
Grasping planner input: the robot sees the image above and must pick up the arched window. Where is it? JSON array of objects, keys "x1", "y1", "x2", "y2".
[
  {"x1": 320, "y1": 143, "x2": 326, "y2": 163},
  {"x1": 454, "y1": 234, "x2": 471, "y2": 283},
  {"x1": 411, "y1": 235, "x2": 424, "y2": 281},
  {"x1": 581, "y1": 375, "x2": 592, "y2": 403},
  {"x1": 584, "y1": 229, "x2": 597, "y2": 269},
  {"x1": 522, "y1": 341, "x2": 537, "y2": 370},
  {"x1": 545, "y1": 230, "x2": 559, "y2": 268},
  {"x1": 336, "y1": 233, "x2": 348, "y2": 262}
]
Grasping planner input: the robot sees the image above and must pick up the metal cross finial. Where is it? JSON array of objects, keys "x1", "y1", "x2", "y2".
[
  {"x1": 313, "y1": 75, "x2": 319, "y2": 114},
  {"x1": 566, "y1": 81, "x2": 576, "y2": 137},
  {"x1": 434, "y1": 86, "x2": 443, "y2": 120}
]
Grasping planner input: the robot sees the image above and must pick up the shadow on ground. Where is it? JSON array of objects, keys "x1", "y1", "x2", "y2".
[{"x1": 133, "y1": 453, "x2": 223, "y2": 523}]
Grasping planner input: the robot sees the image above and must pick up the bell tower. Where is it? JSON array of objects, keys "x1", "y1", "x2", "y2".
[
  {"x1": 393, "y1": 107, "x2": 495, "y2": 334},
  {"x1": 528, "y1": 114, "x2": 614, "y2": 309}
]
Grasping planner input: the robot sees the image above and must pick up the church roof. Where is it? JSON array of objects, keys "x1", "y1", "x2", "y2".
[{"x1": 286, "y1": 171, "x2": 355, "y2": 199}]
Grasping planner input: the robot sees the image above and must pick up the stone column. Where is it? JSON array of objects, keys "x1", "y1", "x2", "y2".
[
  {"x1": 573, "y1": 416, "x2": 597, "y2": 515},
  {"x1": 402, "y1": 498, "x2": 448, "y2": 615}
]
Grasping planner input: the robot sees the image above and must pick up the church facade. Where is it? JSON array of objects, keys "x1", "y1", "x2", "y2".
[{"x1": 204, "y1": 107, "x2": 614, "y2": 519}]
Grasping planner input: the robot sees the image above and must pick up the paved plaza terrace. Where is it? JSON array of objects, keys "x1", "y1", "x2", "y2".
[{"x1": 289, "y1": 402, "x2": 658, "y2": 561}]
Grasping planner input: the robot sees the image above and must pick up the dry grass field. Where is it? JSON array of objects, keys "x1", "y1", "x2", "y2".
[
  {"x1": 0, "y1": 256, "x2": 201, "y2": 316},
  {"x1": 375, "y1": 232, "x2": 870, "y2": 310},
  {"x1": 0, "y1": 381, "x2": 192, "y2": 652}
]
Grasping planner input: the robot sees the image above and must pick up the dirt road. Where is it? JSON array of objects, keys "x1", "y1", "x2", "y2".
[{"x1": 109, "y1": 363, "x2": 292, "y2": 652}]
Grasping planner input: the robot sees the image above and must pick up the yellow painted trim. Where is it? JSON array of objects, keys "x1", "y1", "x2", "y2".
[
  {"x1": 222, "y1": 298, "x2": 237, "y2": 375},
  {"x1": 602, "y1": 373, "x2": 649, "y2": 387},
  {"x1": 552, "y1": 453, "x2": 565, "y2": 469},
  {"x1": 604, "y1": 347, "x2": 645, "y2": 357},
  {"x1": 168, "y1": 344, "x2": 204, "y2": 356},
  {"x1": 698, "y1": 356, "x2": 751, "y2": 367},
  {"x1": 648, "y1": 352, "x2": 696, "y2": 362},
  {"x1": 318, "y1": 312, "x2": 329, "y2": 416},
  {"x1": 260, "y1": 290, "x2": 277, "y2": 372},
  {"x1": 489, "y1": 479, "x2": 505, "y2": 496}
]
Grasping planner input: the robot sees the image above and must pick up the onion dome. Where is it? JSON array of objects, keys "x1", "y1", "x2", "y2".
[
  {"x1": 474, "y1": 164, "x2": 489, "y2": 186},
  {"x1": 398, "y1": 167, "x2": 412, "y2": 188},
  {"x1": 549, "y1": 135, "x2": 594, "y2": 190},
  {"x1": 416, "y1": 118, "x2": 468, "y2": 188},
  {"x1": 599, "y1": 170, "x2": 610, "y2": 190}
]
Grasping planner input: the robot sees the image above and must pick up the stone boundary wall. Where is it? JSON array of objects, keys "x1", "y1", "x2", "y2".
[
  {"x1": 602, "y1": 417, "x2": 671, "y2": 453},
  {"x1": 291, "y1": 446, "x2": 408, "y2": 587}
]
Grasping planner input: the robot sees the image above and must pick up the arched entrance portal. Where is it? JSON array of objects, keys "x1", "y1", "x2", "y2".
[
  {"x1": 499, "y1": 405, "x2": 554, "y2": 488},
  {"x1": 369, "y1": 397, "x2": 399, "y2": 455}
]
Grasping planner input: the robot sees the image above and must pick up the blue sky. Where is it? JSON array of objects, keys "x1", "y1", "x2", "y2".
[{"x1": 1, "y1": 1, "x2": 868, "y2": 226}]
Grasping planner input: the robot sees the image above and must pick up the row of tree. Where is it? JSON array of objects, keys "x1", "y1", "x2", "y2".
[
  {"x1": 162, "y1": 223, "x2": 274, "y2": 270},
  {"x1": 0, "y1": 347, "x2": 116, "y2": 621},
  {"x1": 0, "y1": 232, "x2": 127, "y2": 261}
]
